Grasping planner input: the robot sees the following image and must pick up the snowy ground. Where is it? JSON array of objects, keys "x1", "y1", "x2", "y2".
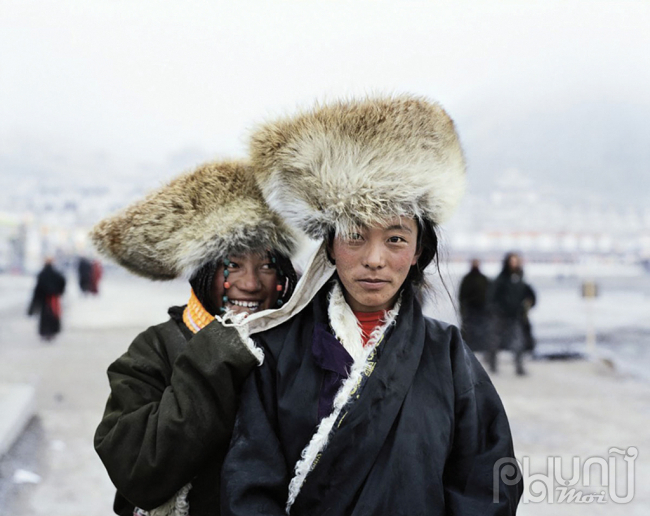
[{"x1": 0, "y1": 266, "x2": 648, "y2": 514}]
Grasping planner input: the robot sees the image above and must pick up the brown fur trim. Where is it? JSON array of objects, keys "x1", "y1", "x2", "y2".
[
  {"x1": 90, "y1": 160, "x2": 297, "y2": 280},
  {"x1": 250, "y1": 94, "x2": 466, "y2": 238}
]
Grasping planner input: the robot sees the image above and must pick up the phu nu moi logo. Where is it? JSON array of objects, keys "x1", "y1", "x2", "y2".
[{"x1": 493, "y1": 446, "x2": 638, "y2": 504}]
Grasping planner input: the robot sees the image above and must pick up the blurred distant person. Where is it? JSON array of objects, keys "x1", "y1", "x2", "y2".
[
  {"x1": 458, "y1": 258, "x2": 490, "y2": 352},
  {"x1": 28, "y1": 258, "x2": 66, "y2": 341},
  {"x1": 522, "y1": 280, "x2": 537, "y2": 355},
  {"x1": 78, "y1": 256, "x2": 93, "y2": 294},
  {"x1": 487, "y1": 252, "x2": 536, "y2": 375},
  {"x1": 90, "y1": 259, "x2": 103, "y2": 294}
]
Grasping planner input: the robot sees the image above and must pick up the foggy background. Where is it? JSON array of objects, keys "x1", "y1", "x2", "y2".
[
  {"x1": 2, "y1": 0, "x2": 649, "y2": 269},
  {"x1": 1, "y1": 1, "x2": 649, "y2": 515}
]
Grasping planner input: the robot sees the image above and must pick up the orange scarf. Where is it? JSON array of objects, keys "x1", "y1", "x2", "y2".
[{"x1": 182, "y1": 288, "x2": 215, "y2": 334}]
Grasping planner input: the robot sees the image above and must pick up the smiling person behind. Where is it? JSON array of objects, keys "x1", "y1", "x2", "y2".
[
  {"x1": 91, "y1": 160, "x2": 297, "y2": 516},
  {"x1": 221, "y1": 96, "x2": 523, "y2": 516},
  {"x1": 211, "y1": 254, "x2": 284, "y2": 315}
]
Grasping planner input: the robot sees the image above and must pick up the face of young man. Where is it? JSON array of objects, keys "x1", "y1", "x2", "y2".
[
  {"x1": 213, "y1": 253, "x2": 281, "y2": 315},
  {"x1": 329, "y1": 217, "x2": 421, "y2": 312}
]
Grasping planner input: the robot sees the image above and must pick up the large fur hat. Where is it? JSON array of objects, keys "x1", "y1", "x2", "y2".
[
  {"x1": 250, "y1": 94, "x2": 466, "y2": 238},
  {"x1": 91, "y1": 160, "x2": 297, "y2": 280}
]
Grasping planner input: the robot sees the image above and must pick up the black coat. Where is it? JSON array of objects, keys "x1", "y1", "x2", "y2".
[
  {"x1": 78, "y1": 257, "x2": 93, "y2": 293},
  {"x1": 221, "y1": 282, "x2": 523, "y2": 516},
  {"x1": 28, "y1": 264, "x2": 66, "y2": 337},
  {"x1": 458, "y1": 268, "x2": 490, "y2": 352},
  {"x1": 488, "y1": 272, "x2": 534, "y2": 319},
  {"x1": 94, "y1": 307, "x2": 259, "y2": 515},
  {"x1": 488, "y1": 272, "x2": 537, "y2": 352},
  {"x1": 459, "y1": 267, "x2": 489, "y2": 312}
]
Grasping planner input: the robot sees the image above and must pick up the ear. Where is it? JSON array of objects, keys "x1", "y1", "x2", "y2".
[
  {"x1": 326, "y1": 240, "x2": 336, "y2": 265},
  {"x1": 411, "y1": 246, "x2": 422, "y2": 266},
  {"x1": 411, "y1": 217, "x2": 425, "y2": 266}
]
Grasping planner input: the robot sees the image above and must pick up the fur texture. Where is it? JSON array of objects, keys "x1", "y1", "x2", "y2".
[
  {"x1": 91, "y1": 160, "x2": 297, "y2": 280},
  {"x1": 326, "y1": 281, "x2": 366, "y2": 362},
  {"x1": 285, "y1": 282, "x2": 401, "y2": 513},
  {"x1": 138, "y1": 483, "x2": 191, "y2": 516},
  {"x1": 250, "y1": 95, "x2": 466, "y2": 238},
  {"x1": 218, "y1": 311, "x2": 266, "y2": 365}
]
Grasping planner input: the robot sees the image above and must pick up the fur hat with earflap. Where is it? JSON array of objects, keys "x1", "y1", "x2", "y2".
[
  {"x1": 249, "y1": 94, "x2": 467, "y2": 239},
  {"x1": 90, "y1": 159, "x2": 298, "y2": 281}
]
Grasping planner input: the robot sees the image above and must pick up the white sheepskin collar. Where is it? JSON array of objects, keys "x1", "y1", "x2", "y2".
[
  {"x1": 327, "y1": 281, "x2": 365, "y2": 362},
  {"x1": 285, "y1": 282, "x2": 401, "y2": 513}
]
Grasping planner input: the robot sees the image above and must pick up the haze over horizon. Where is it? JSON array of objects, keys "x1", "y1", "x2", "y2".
[{"x1": 2, "y1": 0, "x2": 649, "y2": 207}]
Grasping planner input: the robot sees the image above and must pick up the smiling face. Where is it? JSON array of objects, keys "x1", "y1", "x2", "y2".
[
  {"x1": 213, "y1": 252, "x2": 281, "y2": 315},
  {"x1": 329, "y1": 217, "x2": 421, "y2": 312}
]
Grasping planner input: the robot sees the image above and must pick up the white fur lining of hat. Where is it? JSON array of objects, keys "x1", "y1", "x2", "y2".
[
  {"x1": 285, "y1": 282, "x2": 401, "y2": 513},
  {"x1": 134, "y1": 482, "x2": 191, "y2": 516}
]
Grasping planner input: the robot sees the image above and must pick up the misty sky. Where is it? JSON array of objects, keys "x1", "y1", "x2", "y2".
[{"x1": 1, "y1": 0, "x2": 649, "y2": 200}]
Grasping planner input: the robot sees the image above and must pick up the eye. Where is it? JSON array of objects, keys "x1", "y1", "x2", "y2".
[
  {"x1": 387, "y1": 236, "x2": 407, "y2": 244},
  {"x1": 226, "y1": 260, "x2": 240, "y2": 269},
  {"x1": 347, "y1": 232, "x2": 364, "y2": 242}
]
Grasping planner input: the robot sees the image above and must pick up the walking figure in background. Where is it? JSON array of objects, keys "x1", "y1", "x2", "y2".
[
  {"x1": 79, "y1": 256, "x2": 104, "y2": 295},
  {"x1": 90, "y1": 259, "x2": 103, "y2": 294},
  {"x1": 458, "y1": 258, "x2": 490, "y2": 353},
  {"x1": 28, "y1": 257, "x2": 66, "y2": 341},
  {"x1": 78, "y1": 256, "x2": 93, "y2": 294},
  {"x1": 487, "y1": 252, "x2": 536, "y2": 375}
]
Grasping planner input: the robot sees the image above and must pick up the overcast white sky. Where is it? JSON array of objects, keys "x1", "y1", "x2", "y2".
[{"x1": 1, "y1": 0, "x2": 649, "y2": 189}]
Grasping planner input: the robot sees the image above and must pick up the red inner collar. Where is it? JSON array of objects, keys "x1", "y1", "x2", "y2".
[{"x1": 353, "y1": 309, "x2": 386, "y2": 346}]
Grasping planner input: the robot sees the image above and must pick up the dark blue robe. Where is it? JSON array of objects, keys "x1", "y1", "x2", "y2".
[{"x1": 221, "y1": 280, "x2": 523, "y2": 515}]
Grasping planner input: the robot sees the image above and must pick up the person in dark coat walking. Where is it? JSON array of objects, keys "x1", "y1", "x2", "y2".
[
  {"x1": 487, "y1": 252, "x2": 536, "y2": 375},
  {"x1": 221, "y1": 96, "x2": 522, "y2": 515},
  {"x1": 77, "y1": 256, "x2": 93, "y2": 294},
  {"x1": 91, "y1": 160, "x2": 299, "y2": 516},
  {"x1": 28, "y1": 258, "x2": 66, "y2": 341},
  {"x1": 458, "y1": 258, "x2": 490, "y2": 352}
]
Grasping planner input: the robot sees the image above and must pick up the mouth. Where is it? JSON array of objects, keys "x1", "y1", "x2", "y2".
[
  {"x1": 227, "y1": 299, "x2": 262, "y2": 312},
  {"x1": 356, "y1": 278, "x2": 389, "y2": 290}
]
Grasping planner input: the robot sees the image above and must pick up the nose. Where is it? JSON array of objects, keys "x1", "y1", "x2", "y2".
[
  {"x1": 238, "y1": 268, "x2": 262, "y2": 292},
  {"x1": 362, "y1": 240, "x2": 385, "y2": 269}
]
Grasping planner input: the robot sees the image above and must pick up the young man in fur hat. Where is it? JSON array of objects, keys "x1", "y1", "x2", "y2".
[
  {"x1": 92, "y1": 160, "x2": 300, "y2": 516},
  {"x1": 221, "y1": 96, "x2": 523, "y2": 515}
]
